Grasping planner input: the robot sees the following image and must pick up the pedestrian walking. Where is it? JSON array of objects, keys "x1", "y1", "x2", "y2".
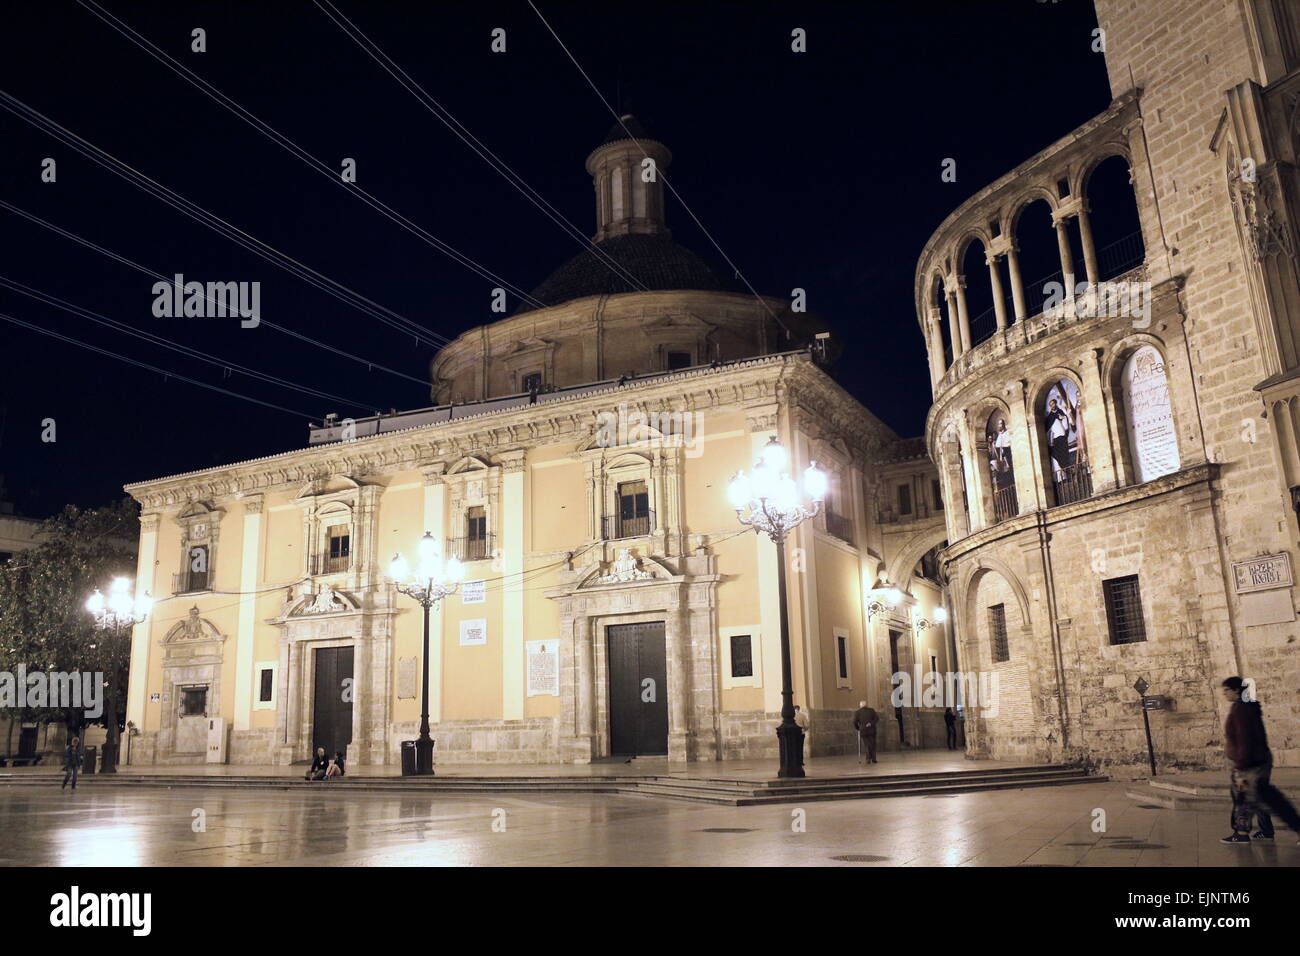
[
  {"x1": 61, "y1": 736, "x2": 84, "y2": 792},
  {"x1": 1218, "y1": 676, "x2": 1300, "y2": 845},
  {"x1": 944, "y1": 707, "x2": 958, "y2": 750},
  {"x1": 852, "y1": 700, "x2": 878, "y2": 764}
]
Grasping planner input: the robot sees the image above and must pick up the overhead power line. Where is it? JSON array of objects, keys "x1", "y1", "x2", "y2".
[
  {"x1": 0, "y1": 88, "x2": 452, "y2": 351},
  {"x1": 0, "y1": 199, "x2": 432, "y2": 391},
  {"x1": 75, "y1": 0, "x2": 552, "y2": 313},
  {"x1": 526, "y1": 0, "x2": 793, "y2": 339},
  {"x1": 312, "y1": 0, "x2": 651, "y2": 299},
  {"x1": 0, "y1": 273, "x2": 381, "y2": 411},
  {"x1": 0, "y1": 311, "x2": 315, "y2": 419}
]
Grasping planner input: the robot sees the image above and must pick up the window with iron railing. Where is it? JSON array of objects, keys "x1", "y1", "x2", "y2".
[
  {"x1": 1051, "y1": 462, "x2": 1093, "y2": 506},
  {"x1": 604, "y1": 480, "x2": 652, "y2": 540},
  {"x1": 824, "y1": 510, "x2": 854, "y2": 545},
  {"x1": 172, "y1": 570, "x2": 211, "y2": 594},
  {"x1": 991, "y1": 484, "x2": 1019, "y2": 523},
  {"x1": 448, "y1": 532, "x2": 495, "y2": 562},
  {"x1": 989, "y1": 604, "x2": 1009, "y2": 663},
  {"x1": 1103, "y1": 575, "x2": 1147, "y2": 646}
]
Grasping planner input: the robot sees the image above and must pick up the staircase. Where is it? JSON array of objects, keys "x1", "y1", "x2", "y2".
[{"x1": 1, "y1": 764, "x2": 1104, "y2": 806}]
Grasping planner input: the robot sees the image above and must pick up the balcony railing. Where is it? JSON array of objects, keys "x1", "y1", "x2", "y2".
[
  {"x1": 991, "y1": 484, "x2": 1019, "y2": 523},
  {"x1": 309, "y1": 552, "x2": 351, "y2": 575},
  {"x1": 824, "y1": 510, "x2": 854, "y2": 545},
  {"x1": 601, "y1": 510, "x2": 654, "y2": 541},
  {"x1": 172, "y1": 571, "x2": 211, "y2": 594},
  {"x1": 448, "y1": 533, "x2": 494, "y2": 562},
  {"x1": 1051, "y1": 461, "x2": 1093, "y2": 506}
]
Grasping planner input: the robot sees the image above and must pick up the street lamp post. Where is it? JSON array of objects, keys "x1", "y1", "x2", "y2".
[
  {"x1": 728, "y1": 437, "x2": 826, "y2": 778},
  {"x1": 387, "y1": 532, "x2": 463, "y2": 775},
  {"x1": 85, "y1": 576, "x2": 152, "y2": 773}
]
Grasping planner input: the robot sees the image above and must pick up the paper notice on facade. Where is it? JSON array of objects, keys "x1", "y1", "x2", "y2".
[
  {"x1": 1122, "y1": 345, "x2": 1181, "y2": 483},
  {"x1": 459, "y1": 618, "x2": 487, "y2": 646},
  {"x1": 397, "y1": 656, "x2": 417, "y2": 699},
  {"x1": 461, "y1": 580, "x2": 485, "y2": 605},
  {"x1": 526, "y1": 640, "x2": 559, "y2": 697}
]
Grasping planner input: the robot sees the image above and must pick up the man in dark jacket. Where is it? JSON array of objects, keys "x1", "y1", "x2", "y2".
[
  {"x1": 852, "y1": 701, "x2": 878, "y2": 765},
  {"x1": 61, "y1": 736, "x2": 83, "y2": 792},
  {"x1": 1219, "y1": 676, "x2": 1300, "y2": 845}
]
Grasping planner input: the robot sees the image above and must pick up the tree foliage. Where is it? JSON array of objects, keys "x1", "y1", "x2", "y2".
[{"x1": 0, "y1": 498, "x2": 139, "y2": 734}]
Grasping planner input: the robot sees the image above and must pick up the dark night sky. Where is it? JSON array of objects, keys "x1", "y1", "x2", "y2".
[{"x1": 0, "y1": 0, "x2": 1112, "y2": 516}]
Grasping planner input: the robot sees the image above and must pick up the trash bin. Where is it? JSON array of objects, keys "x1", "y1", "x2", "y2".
[
  {"x1": 400, "y1": 740, "x2": 416, "y2": 776},
  {"x1": 83, "y1": 746, "x2": 97, "y2": 775}
]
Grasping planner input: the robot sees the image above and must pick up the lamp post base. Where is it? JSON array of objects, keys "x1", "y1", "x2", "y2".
[
  {"x1": 776, "y1": 722, "x2": 805, "y2": 778},
  {"x1": 414, "y1": 736, "x2": 435, "y2": 776}
]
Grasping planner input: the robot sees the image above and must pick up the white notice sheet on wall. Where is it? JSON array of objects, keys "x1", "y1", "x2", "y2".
[
  {"x1": 461, "y1": 580, "x2": 485, "y2": 604},
  {"x1": 527, "y1": 640, "x2": 559, "y2": 696},
  {"x1": 459, "y1": 618, "x2": 487, "y2": 646}
]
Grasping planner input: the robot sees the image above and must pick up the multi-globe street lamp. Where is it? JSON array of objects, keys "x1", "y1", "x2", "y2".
[
  {"x1": 84, "y1": 576, "x2": 152, "y2": 773},
  {"x1": 388, "y1": 531, "x2": 463, "y2": 775},
  {"x1": 728, "y1": 437, "x2": 826, "y2": 778}
]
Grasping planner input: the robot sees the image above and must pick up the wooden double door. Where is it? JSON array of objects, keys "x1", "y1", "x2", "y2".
[
  {"x1": 312, "y1": 646, "x2": 353, "y2": 759},
  {"x1": 606, "y1": 622, "x2": 668, "y2": 756}
]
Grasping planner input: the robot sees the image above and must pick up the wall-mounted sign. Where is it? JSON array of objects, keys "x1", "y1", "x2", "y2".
[
  {"x1": 1232, "y1": 553, "x2": 1293, "y2": 594},
  {"x1": 526, "y1": 640, "x2": 559, "y2": 697},
  {"x1": 459, "y1": 618, "x2": 487, "y2": 646},
  {"x1": 461, "y1": 580, "x2": 485, "y2": 605},
  {"x1": 397, "y1": 657, "x2": 417, "y2": 699},
  {"x1": 1141, "y1": 695, "x2": 1171, "y2": 711}
]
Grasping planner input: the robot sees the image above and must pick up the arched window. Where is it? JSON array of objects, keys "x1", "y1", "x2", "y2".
[
  {"x1": 960, "y1": 239, "x2": 995, "y2": 346},
  {"x1": 1120, "y1": 345, "x2": 1180, "y2": 483},
  {"x1": 1084, "y1": 154, "x2": 1145, "y2": 281},
  {"x1": 984, "y1": 411, "x2": 1018, "y2": 521},
  {"x1": 1041, "y1": 377, "x2": 1092, "y2": 504}
]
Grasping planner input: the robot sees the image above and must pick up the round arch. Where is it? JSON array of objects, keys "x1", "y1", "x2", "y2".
[{"x1": 886, "y1": 524, "x2": 952, "y2": 595}]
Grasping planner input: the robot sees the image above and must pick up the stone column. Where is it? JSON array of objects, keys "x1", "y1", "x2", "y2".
[
  {"x1": 500, "y1": 451, "x2": 527, "y2": 721},
  {"x1": 987, "y1": 254, "x2": 1008, "y2": 331},
  {"x1": 421, "y1": 464, "x2": 447, "y2": 723},
  {"x1": 667, "y1": 604, "x2": 691, "y2": 762},
  {"x1": 1006, "y1": 244, "x2": 1028, "y2": 322},
  {"x1": 1077, "y1": 203, "x2": 1100, "y2": 287},
  {"x1": 1007, "y1": 381, "x2": 1045, "y2": 513},
  {"x1": 125, "y1": 513, "x2": 160, "y2": 752},
  {"x1": 946, "y1": 285, "x2": 964, "y2": 359},
  {"x1": 1078, "y1": 349, "x2": 1118, "y2": 493},
  {"x1": 233, "y1": 495, "x2": 264, "y2": 733},
  {"x1": 954, "y1": 276, "x2": 973, "y2": 352},
  {"x1": 575, "y1": 616, "x2": 595, "y2": 760},
  {"x1": 1053, "y1": 216, "x2": 1077, "y2": 298}
]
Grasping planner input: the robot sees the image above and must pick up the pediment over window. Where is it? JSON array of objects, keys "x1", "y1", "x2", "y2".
[
  {"x1": 447, "y1": 455, "x2": 493, "y2": 476},
  {"x1": 297, "y1": 474, "x2": 363, "y2": 499},
  {"x1": 575, "y1": 548, "x2": 675, "y2": 588},
  {"x1": 163, "y1": 607, "x2": 226, "y2": 645},
  {"x1": 288, "y1": 583, "x2": 361, "y2": 616}
]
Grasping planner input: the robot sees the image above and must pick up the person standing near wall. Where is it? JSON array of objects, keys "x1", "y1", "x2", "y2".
[
  {"x1": 853, "y1": 700, "x2": 878, "y2": 765},
  {"x1": 1219, "y1": 677, "x2": 1300, "y2": 845},
  {"x1": 60, "y1": 735, "x2": 83, "y2": 792}
]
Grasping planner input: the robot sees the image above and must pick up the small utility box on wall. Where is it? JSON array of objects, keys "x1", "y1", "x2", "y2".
[{"x1": 206, "y1": 717, "x2": 228, "y2": 764}]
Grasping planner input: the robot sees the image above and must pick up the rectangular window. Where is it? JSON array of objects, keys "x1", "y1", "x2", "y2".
[
  {"x1": 185, "y1": 545, "x2": 209, "y2": 592},
  {"x1": 898, "y1": 483, "x2": 913, "y2": 515},
  {"x1": 464, "y1": 506, "x2": 488, "y2": 561},
  {"x1": 989, "y1": 604, "x2": 1009, "y2": 662},
  {"x1": 1104, "y1": 575, "x2": 1147, "y2": 645},
  {"x1": 259, "y1": 668, "x2": 274, "y2": 703},
  {"x1": 180, "y1": 686, "x2": 208, "y2": 717},
  {"x1": 325, "y1": 527, "x2": 350, "y2": 573},
  {"x1": 615, "y1": 480, "x2": 650, "y2": 538},
  {"x1": 729, "y1": 634, "x2": 753, "y2": 678},
  {"x1": 666, "y1": 351, "x2": 692, "y2": 371},
  {"x1": 522, "y1": 371, "x2": 542, "y2": 393},
  {"x1": 932, "y1": 479, "x2": 944, "y2": 511},
  {"x1": 837, "y1": 635, "x2": 849, "y2": 680}
]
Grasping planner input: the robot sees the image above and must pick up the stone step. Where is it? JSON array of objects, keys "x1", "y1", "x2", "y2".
[
  {"x1": 1126, "y1": 782, "x2": 1227, "y2": 810},
  {"x1": 1, "y1": 765, "x2": 1103, "y2": 805}
]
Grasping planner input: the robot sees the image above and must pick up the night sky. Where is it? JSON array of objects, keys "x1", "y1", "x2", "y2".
[{"x1": 0, "y1": 0, "x2": 1111, "y2": 516}]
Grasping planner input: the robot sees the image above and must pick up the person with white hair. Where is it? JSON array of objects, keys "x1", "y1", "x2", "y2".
[{"x1": 852, "y1": 700, "x2": 879, "y2": 764}]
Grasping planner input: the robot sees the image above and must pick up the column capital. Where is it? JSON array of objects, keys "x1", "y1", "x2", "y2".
[
  {"x1": 420, "y1": 462, "x2": 447, "y2": 485},
  {"x1": 139, "y1": 513, "x2": 162, "y2": 532},
  {"x1": 242, "y1": 494, "x2": 264, "y2": 515}
]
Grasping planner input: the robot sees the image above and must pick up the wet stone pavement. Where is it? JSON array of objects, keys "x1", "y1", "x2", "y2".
[{"x1": 2, "y1": 781, "x2": 1298, "y2": 866}]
